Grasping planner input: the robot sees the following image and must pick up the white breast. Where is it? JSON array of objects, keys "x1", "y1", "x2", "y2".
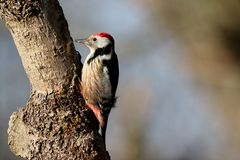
[{"x1": 81, "y1": 56, "x2": 112, "y2": 103}]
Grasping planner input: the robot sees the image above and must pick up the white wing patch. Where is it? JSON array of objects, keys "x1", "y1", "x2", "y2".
[
  {"x1": 102, "y1": 66, "x2": 112, "y2": 98},
  {"x1": 100, "y1": 54, "x2": 112, "y2": 61}
]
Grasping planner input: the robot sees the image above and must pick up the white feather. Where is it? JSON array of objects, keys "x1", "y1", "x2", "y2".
[
  {"x1": 103, "y1": 66, "x2": 111, "y2": 97},
  {"x1": 84, "y1": 51, "x2": 94, "y2": 65},
  {"x1": 100, "y1": 54, "x2": 112, "y2": 60},
  {"x1": 96, "y1": 37, "x2": 111, "y2": 48}
]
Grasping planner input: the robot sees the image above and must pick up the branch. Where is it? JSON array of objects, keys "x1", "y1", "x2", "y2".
[{"x1": 0, "y1": 0, "x2": 110, "y2": 159}]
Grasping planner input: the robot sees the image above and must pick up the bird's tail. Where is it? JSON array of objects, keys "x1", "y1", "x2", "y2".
[
  {"x1": 99, "y1": 97, "x2": 117, "y2": 148},
  {"x1": 99, "y1": 102, "x2": 112, "y2": 148}
]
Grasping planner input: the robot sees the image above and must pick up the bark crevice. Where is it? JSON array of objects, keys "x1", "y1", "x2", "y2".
[{"x1": 1, "y1": 0, "x2": 110, "y2": 159}]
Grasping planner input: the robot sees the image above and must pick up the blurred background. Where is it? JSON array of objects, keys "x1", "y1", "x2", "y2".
[{"x1": 1, "y1": 0, "x2": 240, "y2": 159}]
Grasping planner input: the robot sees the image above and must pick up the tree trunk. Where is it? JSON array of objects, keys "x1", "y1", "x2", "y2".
[{"x1": 0, "y1": 0, "x2": 110, "y2": 159}]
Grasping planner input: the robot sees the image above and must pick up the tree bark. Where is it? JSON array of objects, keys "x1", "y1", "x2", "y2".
[{"x1": 0, "y1": 0, "x2": 110, "y2": 159}]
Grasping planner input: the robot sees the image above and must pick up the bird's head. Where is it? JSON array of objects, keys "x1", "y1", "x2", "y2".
[{"x1": 75, "y1": 32, "x2": 114, "y2": 53}]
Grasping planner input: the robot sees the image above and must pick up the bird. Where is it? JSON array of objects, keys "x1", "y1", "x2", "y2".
[{"x1": 75, "y1": 32, "x2": 119, "y2": 148}]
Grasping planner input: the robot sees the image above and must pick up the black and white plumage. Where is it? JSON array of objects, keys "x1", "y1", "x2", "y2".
[{"x1": 75, "y1": 32, "x2": 119, "y2": 147}]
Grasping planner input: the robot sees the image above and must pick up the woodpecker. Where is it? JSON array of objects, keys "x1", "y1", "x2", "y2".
[{"x1": 75, "y1": 32, "x2": 119, "y2": 147}]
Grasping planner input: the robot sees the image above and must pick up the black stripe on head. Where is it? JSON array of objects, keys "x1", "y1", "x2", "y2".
[{"x1": 87, "y1": 44, "x2": 112, "y2": 64}]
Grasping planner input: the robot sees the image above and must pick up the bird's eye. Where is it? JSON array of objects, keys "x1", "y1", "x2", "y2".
[{"x1": 93, "y1": 38, "x2": 97, "y2": 41}]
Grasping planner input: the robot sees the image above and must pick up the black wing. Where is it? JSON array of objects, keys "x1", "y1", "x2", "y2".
[{"x1": 103, "y1": 51, "x2": 119, "y2": 98}]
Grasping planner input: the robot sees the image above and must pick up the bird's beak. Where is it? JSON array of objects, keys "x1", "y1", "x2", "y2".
[{"x1": 75, "y1": 38, "x2": 89, "y2": 45}]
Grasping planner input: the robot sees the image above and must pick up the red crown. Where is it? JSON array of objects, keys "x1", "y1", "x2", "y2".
[{"x1": 94, "y1": 32, "x2": 114, "y2": 43}]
